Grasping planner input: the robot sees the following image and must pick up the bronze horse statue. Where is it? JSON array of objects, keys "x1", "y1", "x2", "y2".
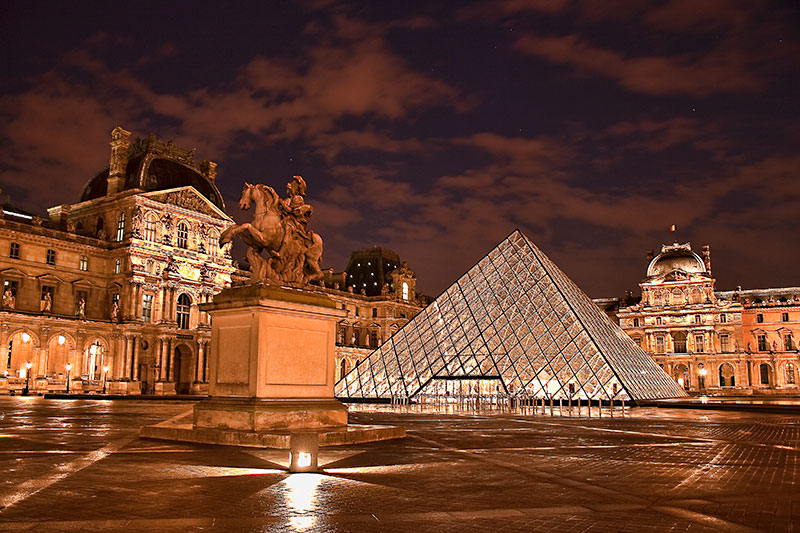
[{"x1": 220, "y1": 182, "x2": 324, "y2": 285}]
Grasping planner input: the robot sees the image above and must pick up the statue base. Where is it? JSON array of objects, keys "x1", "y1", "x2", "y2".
[{"x1": 141, "y1": 283, "x2": 404, "y2": 449}]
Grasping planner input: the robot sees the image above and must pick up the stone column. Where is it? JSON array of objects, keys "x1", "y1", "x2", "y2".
[
  {"x1": 203, "y1": 341, "x2": 209, "y2": 382},
  {"x1": 195, "y1": 343, "x2": 203, "y2": 382},
  {"x1": 157, "y1": 338, "x2": 165, "y2": 380},
  {"x1": 0, "y1": 330, "x2": 9, "y2": 375},
  {"x1": 165, "y1": 338, "x2": 173, "y2": 381},
  {"x1": 131, "y1": 336, "x2": 139, "y2": 380},
  {"x1": 122, "y1": 336, "x2": 132, "y2": 379}
]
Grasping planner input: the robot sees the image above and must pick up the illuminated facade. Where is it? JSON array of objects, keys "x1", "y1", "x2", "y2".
[
  {"x1": 618, "y1": 243, "x2": 799, "y2": 394},
  {"x1": 336, "y1": 231, "x2": 686, "y2": 403},
  {"x1": 0, "y1": 127, "x2": 235, "y2": 395},
  {"x1": 0, "y1": 127, "x2": 425, "y2": 396}
]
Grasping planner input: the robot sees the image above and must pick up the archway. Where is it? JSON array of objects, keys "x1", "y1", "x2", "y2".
[
  {"x1": 173, "y1": 344, "x2": 194, "y2": 394},
  {"x1": 46, "y1": 333, "x2": 74, "y2": 378},
  {"x1": 4, "y1": 330, "x2": 38, "y2": 378},
  {"x1": 673, "y1": 364, "x2": 690, "y2": 390},
  {"x1": 82, "y1": 338, "x2": 109, "y2": 380},
  {"x1": 719, "y1": 363, "x2": 735, "y2": 387}
]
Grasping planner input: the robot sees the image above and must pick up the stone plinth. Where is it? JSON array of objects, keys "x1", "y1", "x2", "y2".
[{"x1": 142, "y1": 283, "x2": 404, "y2": 448}]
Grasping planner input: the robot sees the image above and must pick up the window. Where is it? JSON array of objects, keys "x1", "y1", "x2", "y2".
[
  {"x1": 720, "y1": 334, "x2": 730, "y2": 353},
  {"x1": 719, "y1": 363, "x2": 735, "y2": 387},
  {"x1": 784, "y1": 334, "x2": 794, "y2": 351},
  {"x1": 690, "y1": 288, "x2": 702, "y2": 304},
  {"x1": 144, "y1": 213, "x2": 158, "y2": 242},
  {"x1": 656, "y1": 317, "x2": 662, "y2": 325},
  {"x1": 372, "y1": 308, "x2": 378, "y2": 318},
  {"x1": 720, "y1": 313, "x2": 727, "y2": 323},
  {"x1": 402, "y1": 282, "x2": 409, "y2": 301},
  {"x1": 116, "y1": 212, "x2": 125, "y2": 241},
  {"x1": 694, "y1": 334, "x2": 704, "y2": 353},
  {"x1": 632, "y1": 335, "x2": 643, "y2": 347},
  {"x1": 3, "y1": 280, "x2": 19, "y2": 304},
  {"x1": 176, "y1": 294, "x2": 191, "y2": 329},
  {"x1": 787, "y1": 363, "x2": 796, "y2": 385},
  {"x1": 757, "y1": 313, "x2": 764, "y2": 323},
  {"x1": 79, "y1": 256, "x2": 88, "y2": 271},
  {"x1": 207, "y1": 231, "x2": 219, "y2": 256},
  {"x1": 633, "y1": 318, "x2": 639, "y2": 327},
  {"x1": 671, "y1": 289, "x2": 682, "y2": 305},
  {"x1": 46, "y1": 249, "x2": 56, "y2": 265},
  {"x1": 757, "y1": 334, "x2": 767, "y2": 351},
  {"x1": 142, "y1": 294, "x2": 154, "y2": 323},
  {"x1": 655, "y1": 335, "x2": 665, "y2": 354},
  {"x1": 760, "y1": 363, "x2": 770, "y2": 385},
  {"x1": 673, "y1": 332, "x2": 687, "y2": 353},
  {"x1": 9, "y1": 242, "x2": 19, "y2": 259},
  {"x1": 176, "y1": 222, "x2": 188, "y2": 248},
  {"x1": 654, "y1": 291, "x2": 663, "y2": 306},
  {"x1": 782, "y1": 312, "x2": 789, "y2": 322},
  {"x1": 114, "y1": 258, "x2": 121, "y2": 274},
  {"x1": 694, "y1": 314, "x2": 702, "y2": 324}
]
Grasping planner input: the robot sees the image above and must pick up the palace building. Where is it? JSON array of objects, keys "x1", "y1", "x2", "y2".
[
  {"x1": 0, "y1": 127, "x2": 425, "y2": 396},
  {"x1": 617, "y1": 243, "x2": 799, "y2": 394}
]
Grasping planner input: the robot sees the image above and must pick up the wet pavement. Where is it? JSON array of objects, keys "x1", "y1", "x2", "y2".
[{"x1": 0, "y1": 398, "x2": 797, "y2": 532}]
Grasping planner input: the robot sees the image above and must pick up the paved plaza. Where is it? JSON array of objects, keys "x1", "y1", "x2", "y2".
[{"x1": 0, "y1": 398, "x2": 797, "y2": 532}]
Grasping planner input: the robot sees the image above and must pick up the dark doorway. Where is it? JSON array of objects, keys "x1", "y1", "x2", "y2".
[{"x1": 174, "y1": 344, "x2": 193, "y2": 394}]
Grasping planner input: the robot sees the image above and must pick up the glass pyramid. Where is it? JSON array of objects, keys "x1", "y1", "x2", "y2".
[{"x1": 335, "y1": 230, "x2": 687, "y2": 402}]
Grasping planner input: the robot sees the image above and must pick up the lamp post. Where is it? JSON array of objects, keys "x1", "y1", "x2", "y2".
[
  {"x1": 24, "y1": 361, "x2": 32, "y2": 395},
  {"x1": 102, "y1": 365, "x2": 109, "y2": 394},
  {"x1": 698, "y1": 365, "x2": 708, "y2": 392},
  {"x1": 65, "y1": 362, "x2": 72, "y2": 394}
]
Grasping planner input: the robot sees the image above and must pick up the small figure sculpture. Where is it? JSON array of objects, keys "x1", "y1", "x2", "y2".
[
  {"x1": 76, "y1": 297, "x2": 86, "y2": 318},
  {"x1": 41, "y1": 292, "x2": 52, "y2": 313},
  {"x1": 220, "y1": 176, "x2": 323, "y2": 285},
  {"x1": 3, "y1": 288, "x2": 15, "y2": 309},
  {"x1": 131, "y1": 207, "x2": 143, "y2": 237},
  {"x1": 110, "y1": 300, "x2": 119, "y2": 321}
]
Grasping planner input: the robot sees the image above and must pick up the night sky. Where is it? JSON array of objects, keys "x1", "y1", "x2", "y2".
[{"x1": 1, "y1": 1, "x2": 798, "y2": 298}]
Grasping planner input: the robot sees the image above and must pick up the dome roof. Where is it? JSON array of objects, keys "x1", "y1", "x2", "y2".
[
  {"x1": 646, "y1": 243, "x2": 706, "y2": 277},
  {"x1": 78, "y1": 135, "x2": 225, "y2": 210}
]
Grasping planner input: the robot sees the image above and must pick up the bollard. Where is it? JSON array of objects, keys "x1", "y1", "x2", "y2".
[
  {"x1": 598, "y1": 398, "x2": 602, "y2": 418},
  {"x1": 559, "y1": 398, "x2": 563, "y2": 417}
]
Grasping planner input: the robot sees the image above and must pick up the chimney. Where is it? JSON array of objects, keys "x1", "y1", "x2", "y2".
[
  {"x1": 646, "y1": 249, "x2": 655, "y2": 262},
  {"x1": 107, "y1": 126, "x2": 132, "y2": 196},
  {"x1": 701, "y1": 244, "x2": 712, "y2": 275},
  {"x1": 200, "y1": 160, "x2": 217, "y2": 182}
]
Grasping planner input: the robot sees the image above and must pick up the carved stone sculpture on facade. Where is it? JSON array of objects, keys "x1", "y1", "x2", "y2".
[
  {"x1": 3, "y1": 289, "x2": 15, "y2": 309},
  {"x1": 220, "y1": 176, "x2": 324, "y2": 285},
  {"x1": 41, "y1": 292, "x2": 52, "y2": 313}
]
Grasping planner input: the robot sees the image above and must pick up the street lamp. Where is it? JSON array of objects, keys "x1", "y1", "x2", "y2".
[
  {"x1": 24, "y1": 361, "x2": 32, "y2": 395},
  {"x1": 102, "y1": 365, "x2": 109, "y2": 394},
  {"x1": 698, "y1": 365, "x2": 708, "y2": 391},
  {"x1": 65, "y1": 362, "x2": 72, "y2": 394}
]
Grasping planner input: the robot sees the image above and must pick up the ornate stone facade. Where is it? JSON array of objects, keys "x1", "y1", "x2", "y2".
[
  {"x1": 0, "y1": 127, "x2": 235, "y2": 395},
  {"x1": 618, "y1": 243, "x2": 799, "y2": 395}
]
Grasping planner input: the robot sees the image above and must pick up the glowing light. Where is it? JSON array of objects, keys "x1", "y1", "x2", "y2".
[
  {"x1": 699, "y1": 368, "x2": 708, "y2": 376},
  {"x1": 25, "y1": 361, "x2": 32, "y2": 369},
  {"x1": 89, "y1": 344, "x2": 97, "y2": 355},
  {"x1": 66, "y1": 363, "x2": 72, "y2": 371},
  {"x1": 102, "y1": 365, "x2": 109, "y2": 373},
  {"x1": 21, "y1": 332, "x2": 30, "y2": 343},
  {"x1": 677, "y1": 377, "x2": 685, "y2": 387},
  {"x1": 57, "y1": 335, "x2": 66, "y2": 346},
  {"x1": 296, "y1": 452, "x2": 312, "y2": 468}
]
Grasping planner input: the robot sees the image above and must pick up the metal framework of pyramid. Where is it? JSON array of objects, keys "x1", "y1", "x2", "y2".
[{"x1": 335, "y1": 230, "x2": 687, "y2": 403}]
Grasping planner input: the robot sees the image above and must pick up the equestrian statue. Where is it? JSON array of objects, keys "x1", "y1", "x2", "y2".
[{"x1": 220, "y1": 176, "x2": 324, "y2": 285}]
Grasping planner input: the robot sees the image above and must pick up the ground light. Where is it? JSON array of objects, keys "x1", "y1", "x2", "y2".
[{"x1": 289, "y1": 433, "x2": 319, "y2": 473}]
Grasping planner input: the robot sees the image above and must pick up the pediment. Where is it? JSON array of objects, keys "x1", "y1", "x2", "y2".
[
  {"x1": 37, "y1": 273, "x2": 67, "y2": 284},
  {"x1": 71, "y1": 278, "x2": 96, "y2": 289},
  {"x1": 0, "y1": 268, "x2": 28, "y2": 279},
  {"x1": 143, "y1": 186, "x2": 230, "y2": 220}
]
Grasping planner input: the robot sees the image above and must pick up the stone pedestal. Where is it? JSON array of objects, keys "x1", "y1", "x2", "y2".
[{"x1": 141, "y1": 284, "x2": 404, "y2": 448}]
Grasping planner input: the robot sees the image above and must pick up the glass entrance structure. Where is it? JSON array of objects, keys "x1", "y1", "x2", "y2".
[{"x1": 335, "y1": 230, "x2": 687, "y2": 403}]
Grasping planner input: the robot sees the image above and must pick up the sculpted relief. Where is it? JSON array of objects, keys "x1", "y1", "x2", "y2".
[{"x1": 220, "y1": 176, "x2": 323, "y2": 285}]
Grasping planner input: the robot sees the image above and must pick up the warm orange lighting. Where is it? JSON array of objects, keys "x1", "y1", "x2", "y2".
[
  {"x1": 699, "y1": 368, "x2": 708, "y2": 376},
  {"x1": 57, "y1": 334, "x2": 66, "y2": 345},
  {"x1": 21, "y1": 332, "x2": 30, "y2": 343},
  {"x1": 25, "y1": 361, "x2": 32, "y2": 369},
  {"x1": 296, "y1": 452, "x2": 312, "y2": 468},
  {"x1": 102, "y1": 365, "x2": 109, "y2": 373},
  {"x1": 66, "y1": 363, "x2": 72, "y2": 371}
]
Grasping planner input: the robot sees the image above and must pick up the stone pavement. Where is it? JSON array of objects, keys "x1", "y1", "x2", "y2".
[{"x1": 0, "y1": 398, "x2": 797, "y2": 532}]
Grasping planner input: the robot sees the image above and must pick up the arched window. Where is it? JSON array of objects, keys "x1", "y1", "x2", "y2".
[
  {"x1": 671, "y1": 289, "x2": 682, "y2": 305},
  {"x1": 176, "y1": 223, "x2": 189, "y2": 249},
  {"x1": 690, "y1": 288, "x2": 702, "y2": 304},
  {"x1": 176, "y1": 294, "x2": 191, "y2": 329},
  {"x1": 719, "y1": 363, "x2": 735, "y2": 387},
  {"x1": 116, "y1": 212, "x2": 126, "y2": 241},
  {"x1": 340, "y1": 358, "x2": 349, "y2": 379},
  {"x1": 144, "y1": 213, "x2": 158, "y2": 242},
  {"x1": 759, "y1": 363, "x2": 771, "y2": 386},
  {"x1": 653, "y1": 291, "x2": 663, "y2": 306},
  {"x1": 786, "y1": 363, "x2": 796, "y2": 385},
  {"x1": 207, "y1": 230, "x2": 219, "y2": 256},
  {"x1": 633, "y1": 318, "x2": 640, "y2": 327}
]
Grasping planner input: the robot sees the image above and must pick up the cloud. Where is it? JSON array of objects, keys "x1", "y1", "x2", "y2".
[{"x1": 515, "y1": 33, "x2": 763, "y2": 96}]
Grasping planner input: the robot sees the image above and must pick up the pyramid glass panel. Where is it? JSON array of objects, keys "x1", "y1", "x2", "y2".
[{"x1": 336, "y1": 230, "x2": 688, "y2": 402}]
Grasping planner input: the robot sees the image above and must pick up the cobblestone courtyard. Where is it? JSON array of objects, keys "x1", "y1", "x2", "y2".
[{"x1": 0, "y1": 398, "x2": 797, "y2": 532}]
